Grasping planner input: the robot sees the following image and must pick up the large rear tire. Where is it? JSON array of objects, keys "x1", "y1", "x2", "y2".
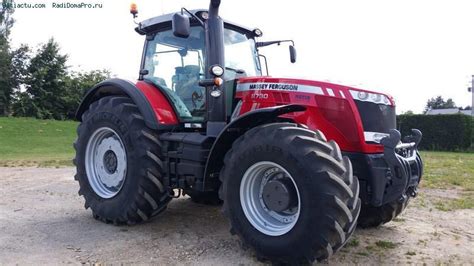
[
  {"x1": 74, "y1": 96, "x2": 171, "y2": 225},
  {"x1": 358, "y1": 197, "x2": 409, "y2": 228},
  {"x1": 219, "y1": 123, "x2": 361, "y2": 264}
]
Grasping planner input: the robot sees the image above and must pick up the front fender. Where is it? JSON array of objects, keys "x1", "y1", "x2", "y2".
[{"x1": 203, "y1": 104, "x2": 306, "y2": 187}]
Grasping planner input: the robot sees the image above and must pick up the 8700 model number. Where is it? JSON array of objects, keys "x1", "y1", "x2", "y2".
[{"x1": 251, "y1": 93, "x2": 269, "y2": 99}]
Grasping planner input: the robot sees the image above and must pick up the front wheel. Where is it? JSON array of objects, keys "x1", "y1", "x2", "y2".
[{"x1": 219, "y1": 123, "x2": 361, "y2": 264}]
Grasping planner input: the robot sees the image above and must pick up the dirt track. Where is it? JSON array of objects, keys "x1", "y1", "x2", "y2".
[{"x1": 0, "y1": 167, "x2": 473, "y2": 265}]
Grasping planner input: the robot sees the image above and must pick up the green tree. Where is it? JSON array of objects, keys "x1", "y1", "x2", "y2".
[
  {"x1": 424, "y1": 96, "x2": 457, "y2": 113},
  {"x1": 11, "y1": 90, "x2": 35, "y2": 117},
  {"x1": 9, "y1": 44, "x2": 32, "y2": 116},
  {"x1": 11, "y1": 39, "x2": 110, "y2": 119},
  {"x1": 10, "y1": 44, "x2": 30, "y2": 91},
  {"x1": 17, "y1": 38, "x2": 69, "y2": 119},
  {"x1": 0, "y1": 0, "x2": 15, "y2": 116},
  {"x1": 0, "y1": 36, "x2": 10, "y2": 115},
  {"x1": 0, "y1": 0, "x2": 15, "y2": 36},
  {"x1": 63, "y1": 69, "x2": 110, "y2": 119}
]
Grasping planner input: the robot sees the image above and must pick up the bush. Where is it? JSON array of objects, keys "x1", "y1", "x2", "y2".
[{"x1": 397, "y1": 114, "x2": 473, "y2": 152}]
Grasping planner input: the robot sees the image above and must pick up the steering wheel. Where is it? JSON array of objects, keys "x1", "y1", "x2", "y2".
[{"x1": 191, "y1": 90, "x2": 204, "y2": 109}]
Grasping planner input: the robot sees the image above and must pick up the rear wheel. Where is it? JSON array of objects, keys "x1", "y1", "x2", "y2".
[
  {"x1": 358, "y1": 197, "x2": 410, "y2": 228},
  {"x1": 219, "y1": 123, "x2": 361, "y2": 264},
  {"x1": 74, "y1": 96, "x2": 171, "y2": 225}
]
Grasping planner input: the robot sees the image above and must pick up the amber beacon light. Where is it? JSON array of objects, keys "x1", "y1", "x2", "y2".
[{"x1": 130, "y1": 3, "x2": 138, "y2": 18}]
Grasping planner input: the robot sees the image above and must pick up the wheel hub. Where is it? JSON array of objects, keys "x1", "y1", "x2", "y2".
[
  {"x1": 262, "y1": 179, "x2": 296, "y2": 212},
  {"x1": 103, "y1": 150, "x2": 118, "y2": 174},
  {"x1": 85, "y1": 127, "x2": 127, "y2": 199},
  {"x1": 240, "y1": 161, "x2": 301, "y2": 236}
]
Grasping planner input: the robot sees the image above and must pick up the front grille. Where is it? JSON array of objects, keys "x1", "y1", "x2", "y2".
[{"x1": 355, "y1": 101, "x2": 396, "y2": 134}]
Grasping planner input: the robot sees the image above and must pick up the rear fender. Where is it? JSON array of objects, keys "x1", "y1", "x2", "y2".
[
  {"x1": 203, "y1": 104, "x2": 306, "y2": 187},
  {"x1": 75, "y1": 78, "x2": 178, "y2": 129}
]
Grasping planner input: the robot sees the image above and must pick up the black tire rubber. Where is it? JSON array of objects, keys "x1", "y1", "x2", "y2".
[
  {"x1": 186, "y1": 190, "x2": 223, "y2": 205},
  {"x1": 73, "y1": 96, "x2": 171, "y2": 225},
  {"x1": 219, "y1": 123, "x2": 361, "y2": 264},
  {"x1": 358, "y1": 197, "x2": 410, "y2": 228}
]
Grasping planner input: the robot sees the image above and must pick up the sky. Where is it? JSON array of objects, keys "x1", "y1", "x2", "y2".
[{"x1": 9, "y1": 0, "x2": 474, "y2": 114}]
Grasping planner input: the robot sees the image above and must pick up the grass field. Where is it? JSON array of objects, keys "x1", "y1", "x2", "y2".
[
  {"x1": 421, "y1": 151, "x2": 474, "y2": 211},
  {"x1": 0, "y1": 117, "x2": 473, "y2": 208},
  {"x1": 0, "y1": 117, "x2": 77, "y2": 167},
  {"x1": 422, "y1": 152, "x2": 474, "y2": 191}
]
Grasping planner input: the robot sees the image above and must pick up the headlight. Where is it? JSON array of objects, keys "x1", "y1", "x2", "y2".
[
  {"x1": 358, "y1": 91, "x2": 369, "y2": 100},
  {"x1": 364, "y1": 131, "x2": 389, "y2": 143},
  {"x1": 200, "y1": 11, "x2": 209, "y2": 20},
  {"x1": 210, "y1": 65, "x2": 224, "y2": 77},
  {"x1": 371, "y1": 93, "x2": 381, "y2": 102},
  {"x1": 210, "y1": 89, "x2": 222, "y2": 97},
  {"x1": 350, "y1": 90, "x2": 391, "y2": 105},
  {"x1": 253, "y1": 28, "x2": 263, "y2": 37}
]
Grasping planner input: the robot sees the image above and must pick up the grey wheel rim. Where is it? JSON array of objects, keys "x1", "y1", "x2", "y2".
[
  {"x1": 85, "y1": 127, "x2": 127, "y2": 199},
  {"x1": 240, "y1": 161, "x2": 301, "y2": 236}
]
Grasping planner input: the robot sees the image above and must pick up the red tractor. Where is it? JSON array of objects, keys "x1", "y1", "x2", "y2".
[{"x1": 74, "y1": 0, "x2": 423, "y2": 263}]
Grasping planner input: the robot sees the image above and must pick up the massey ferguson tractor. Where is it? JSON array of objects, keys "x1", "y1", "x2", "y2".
[{"x1": 73, "y1": 0, "x2": 423, "y2": 263}]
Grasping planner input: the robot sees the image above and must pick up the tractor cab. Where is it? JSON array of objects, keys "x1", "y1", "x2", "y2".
[{"x1": 136, "y1": 10, "x2": 262, "y2": 123}]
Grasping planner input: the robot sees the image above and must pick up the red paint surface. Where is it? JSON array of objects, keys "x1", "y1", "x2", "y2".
[
  {"x1": 236, "y1": 77, "x2": 391, "y2": 153},
  {"x1": 135, "y1": 81, "x2": 179, "y2": 125}
]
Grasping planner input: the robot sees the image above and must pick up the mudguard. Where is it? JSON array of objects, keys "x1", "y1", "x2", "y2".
[
  {"x1": 75, "y1": 78, "x2": 177, "y2": 130},
  {"x1": 203, "y1": 104, "x2": 306, "y2": 187}
]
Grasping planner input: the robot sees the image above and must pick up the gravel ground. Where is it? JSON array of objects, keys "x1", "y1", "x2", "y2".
[{"x1": 0, "y1": 167, "x2": 473, "y2": 265}]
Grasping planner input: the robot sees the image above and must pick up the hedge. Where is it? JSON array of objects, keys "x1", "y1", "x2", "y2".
[{"x1": 397, "y1": 114, "x2": 473, "y2": 152}]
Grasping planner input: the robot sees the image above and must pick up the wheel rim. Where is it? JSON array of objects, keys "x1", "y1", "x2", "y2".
[
  {"x1": 240, "y1": 161, "x2": 301, "y2": 236},
  {"x1": 85, "y1": 127, "x2": 127, "y2": 199}
]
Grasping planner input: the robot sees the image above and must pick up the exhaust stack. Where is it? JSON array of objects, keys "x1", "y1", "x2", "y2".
[{"x1": 205, "y1": 0, "x2": 227, "y2": 136}]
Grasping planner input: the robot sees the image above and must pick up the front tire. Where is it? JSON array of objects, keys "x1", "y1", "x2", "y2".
[
  {"x1": 74, "y1": 96, "x2": 171, "y2": 225},
  {"x1": 358, "y1": 197, "x2": 410, "y2": 228},
  {"x1": 219, "y1": 123, "x2": 361, "y2": 264}
]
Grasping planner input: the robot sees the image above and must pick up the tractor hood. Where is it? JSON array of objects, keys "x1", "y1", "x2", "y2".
[{"x1": 234, "y1": 77, "x2": 397, "y2": 154}]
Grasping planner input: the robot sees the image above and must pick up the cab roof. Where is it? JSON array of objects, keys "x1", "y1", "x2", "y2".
[{"x1": 135, "y1": 9, "x2": 258, "y2": 37}]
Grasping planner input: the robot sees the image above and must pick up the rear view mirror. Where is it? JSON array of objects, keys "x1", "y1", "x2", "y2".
[
  {"x1": 289, "y1": 45, "x2": 297, "y2": 63},
  {"x1": 172, "y1": 13, "x2": 190, "y2": 38}
]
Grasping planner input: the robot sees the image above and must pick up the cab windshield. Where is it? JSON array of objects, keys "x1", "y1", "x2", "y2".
[
  {"x1": 142, "y1": 26, "x2": 260, "y2": 122},
  {"x1": 224, "y1": 28, "x2": 261, "y2": 78}
]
